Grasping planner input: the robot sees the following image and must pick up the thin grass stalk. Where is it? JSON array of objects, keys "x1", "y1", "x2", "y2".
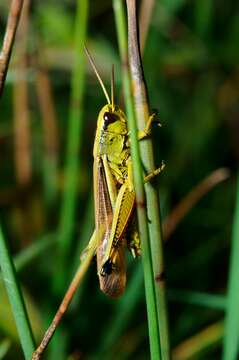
[
  {"x1": 0, "y1": 225, "x2": 35, "y2": 359},
  {"x1": 57, "y1": 0, "x2": 88, "y2": 281},
  {"x1": 163, "y1": 167, "x2": 230, "y2": 239},
  {"x1": 139, "y1": 0, "x2": 155, "y2": 53},
  {"x1": 35, "y1": 68, "x2": 59, "y2": 207},
  {"x1": 223, "y1": 174, "x2": 239, "y2": 360},
  {"x1": 113, "y1": 0, "x2": 161, "y2": 358},
  {"x1": 13, "y1": 0, "x2": 32, "y2": 187},
  {"x1": 168, "y1": 289, "x2": 226, "y2": 310},
  {"x1": 31, "y1": 231, "x2": 97, "y2": 359},
  {"x1": 0, "y1": 0, "x2": 24, "y2": 96},
  {"x1": 126, "y1": 1, "x2": 170, "y2": 358},
  {"x1": 173, "y1": 321, "x2": 224, "y2": 360}
]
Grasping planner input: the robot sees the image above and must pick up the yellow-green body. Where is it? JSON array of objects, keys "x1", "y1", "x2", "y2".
[
  {"x1": 93, "y1": 104, "x2": 139, "y2": 298},
  {"x1": 83, "y1": 101, "x2": 164, "y2": 298}
]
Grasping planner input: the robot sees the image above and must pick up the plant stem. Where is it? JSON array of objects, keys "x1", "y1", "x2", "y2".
[
  {"x1": 114, "y1": 0, "x2": 168, "y2": 358},
  {"x1": 13, "y1": 0, "x2": 32, "y2": 188},
  {"x1": 32, "y1": 231, "x2": 97, "y2": 360},
  {"x1": 223, "y1": 174, "x2": 239, "y2": 360},
  {"x1": 35, "y1": 67, "x2": 59, "y2": 207},
  {"x1": 57, "y1": 0, "x2": 88, "y2": 284},
  {"x1": 163, "y1": 167, "x2": 230, "y2": 240},
  {"x1": 0, "y1": 0, "x2": 24, "y2": 97},
  {"x1": 0, "y1": 225, "x2": 35, "y2": 359},
  {"x1": 168, "y1": 289, "x2": 226, "y2": 310},
  {"x1": 125, "y1": 1, "x2": 170, "y2": 358}
]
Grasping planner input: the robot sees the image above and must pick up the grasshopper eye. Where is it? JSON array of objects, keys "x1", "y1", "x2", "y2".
[{"x1": 103, "y1": 112, "x2": 117, "y2": 124}]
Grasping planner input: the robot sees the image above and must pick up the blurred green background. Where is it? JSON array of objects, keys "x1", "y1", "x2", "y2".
[{"x1": 0, "y1": 0, "x2": 238, "y2": 359}]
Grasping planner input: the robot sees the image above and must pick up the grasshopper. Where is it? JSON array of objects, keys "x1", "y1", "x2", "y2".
[
  {"x1": 84, "y1": 47, "x2": 164, "y2": 298},
  {"x1": 32, "y1": 48, "x2": 164, "y2": 359}
]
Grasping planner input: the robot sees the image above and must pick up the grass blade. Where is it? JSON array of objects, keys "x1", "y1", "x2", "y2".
[
  {"x1": 57, "y1": 0, "x2": 89, "y2": 286},
  {"x1": 173, "y1": 321, "x2": 224, "y2": 360},
  {"x1": 114, "y1": 0, "x2": 169, "y2": 358},
  {"x1": 0, "y1": 0, "x2": 24, "y2": 96},
  {"x1": 0, "y1": 225, "x2": 35, "y2": 359},
  {"x1": 223, "y1": 174, "x2": 239, "y2": 360},
  {"x1": 125, "y1": 1, "x2": 170, "y2": 358}
]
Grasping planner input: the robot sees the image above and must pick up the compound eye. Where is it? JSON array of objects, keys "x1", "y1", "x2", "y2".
[{"x1": 103, "y1": 111, "x2": 117, "y2": 124}]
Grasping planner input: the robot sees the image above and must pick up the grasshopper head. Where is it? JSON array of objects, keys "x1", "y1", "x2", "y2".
[
  {"x1": 94, "y1": 104, "x2": 127, "y2": 158},
  {"x1": 100, "y1": 104, "x2": 126, "y2": 129}
]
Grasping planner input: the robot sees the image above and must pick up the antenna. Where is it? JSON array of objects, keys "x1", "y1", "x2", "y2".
[
  {"x1": 84, "y1": 46, "x2": 111, "y2": 105},
  {"x1": 111, "y1": 65, "x2": 115, "y2": 111}
]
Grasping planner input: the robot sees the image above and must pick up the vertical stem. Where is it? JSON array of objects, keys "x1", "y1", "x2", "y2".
[
  {"x1": 57, "y1": 0, "x2": 88, "y2": 277},
  {"x1": 0, "y1": 225, "x2": 35, "y2": 359},
  {"x1": 36, "y1": 67, "x2": 59, "y2": 207},
  {"x1": 125, "y1": 1, "x2": 170, "y2": 358},
  {"x1": 114, "y1": 0, "x2": 164, "y2": 358},
  {"x1": 13, "y1": 0, "x2": 32, "y2": 187},
  {"x1": 31, "y1": 232, "x2": 96, "y2": 360},
  {"x1": 0, "y1": 0, "x2": 24, "y2": 97},
  {"x1": 223, "y1": 174, "x2": 239, "y2": 360},
  {"x1": 139, "y1": 0, "x2": 155, "y2": 53}
]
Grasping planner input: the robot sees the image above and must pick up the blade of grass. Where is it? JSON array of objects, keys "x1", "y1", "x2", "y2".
[
  {"x1": 32, "y1": 230, "x2": 97, "y2": 359},
  {"x1": 163, "y1": 168, "x2": 230, "y2": 239},
  {"x1": 173, "y1": 321, "x2": 224, "y2": 360},
  {"x1": 223, "y1": 174, "x2": 239, "y2": 360},
  {"x1": 0, "y1": 0, "x2": 24, "y2": 96},
  {"x1": 125, "y1": 1, "x2": 170, "y2": 358},
  {"x1": 114, "y1": 0, "x2": 168, "y2": 358},
  {"x1": 35, "y1": 67, "x2": 59, "y2": 207},
  {"x1": 168, "y1": 289, "x2": 226, "y2": 310},
  {"x1": 139, "y1": 0, "x2": 155, "y2": 53},
  {"x1": 0, "y1": 225, "x2": 35, "y2": 359},
  {"x1": 13, "y1": 0, "x2": 32, "y2": 187},
  {"x1": 57, "y1": 0, "x2": 88, "y2": 288}
]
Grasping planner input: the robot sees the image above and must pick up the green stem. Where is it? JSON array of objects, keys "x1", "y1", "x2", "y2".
[
  {"x1": 223, "y1": 174, "x2": 239, "y2": 360},
  {"x1": 125, "y1": 1, "x2": 169, "y2": 358},
  {"x1": 0, "y1": 225, "x2": 35, "y2": 359},
  {"x1": 57, "y1": 0, "x2": 88, "y2": 283},
  {"x1": 113, "y1": 0, "x2": 167, "y2": 358}
]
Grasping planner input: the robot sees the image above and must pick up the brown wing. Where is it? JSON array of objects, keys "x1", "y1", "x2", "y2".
[{"x1": 94, "y1": 156, "x2": 126, "y2": 298}]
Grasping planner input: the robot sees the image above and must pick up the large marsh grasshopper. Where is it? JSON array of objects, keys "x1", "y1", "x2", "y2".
[
  {"x1": 84, "y1": 47, "x2": 164, "y2": 298},
  {"x1": 32, "y1": 48, "x2": 163, "y2": 359}
]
